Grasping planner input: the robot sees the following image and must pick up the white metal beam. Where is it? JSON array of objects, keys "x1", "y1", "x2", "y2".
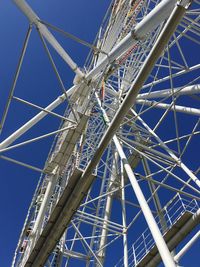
[
  {"x1": 146, "y1": 208, "x2": 200, "y2": 267},
  {"x1": 3, "y1": 0, "x2": 180, "y2": 152},
  {"x1": 0, "y1": 93, "x2": 67, "y2": 150},
  {"x1": 142, "y1": 64, "x2": 200, "y2": 90},
  {"x1": 0, "y1": 155, "x2": 46, "y2": 173},
  {"x1": 136, "y1": 99, "x2": 200, "y2": 116},
  {"x1": 18, "y1": 2, "x2": 191, "y2": 265},
  {"x1": 0, "y1": 25, "x2": 32, "y2": 134},
  {"x1": 86, "y1": 0, "x2": 178, "y2": 80},
  {"x1": 174, "y1": 230, "x2": 200, "y2": 263},
  {"x1": 132, "y1": 109, "x2": 200, "y2": 188},
  {"x1": 13, "y1": 0, "x2": 84, "y2": 78},
  {"x1": 0, "y1": 125, "x2": 76, "y2": 154},
  {"x1": 137, "y1": 84, "x2": 200, "y2": 99},
  {"x1": 95, "y1": 93, "x2": 176, "y2": 267},
  {"x1": 120, "y1": 162, "x2": 129, "y2": 267},
  {"x1": 10, "y1": 2, "x2": 194, "y2": 266}
]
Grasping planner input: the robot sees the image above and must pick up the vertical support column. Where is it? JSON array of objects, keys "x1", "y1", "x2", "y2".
[
  {"x1": 97, "y1": 150, "x2": 118, "y2": 266},
  {"x1": 120, "y1": 161, "x2": 129, "y2": 267},
  {"x1": 113, "y1": 135, "x2": 177, "y2": 267},
  {"x1": 21, "y1": 167, "x2": 59, "y2": 265},
  {"x1": 87, "y1": 146, "x2": 112, "y2": 266},
  {"x1": 31, "y1": 168, "x2": 59, "y2": 239},
  {"x1": 95, "y1": 93, "x2": 177, "y2": 266},
  {"x1": 142, "y1": 158, "x2": 168, "y2": 232}
]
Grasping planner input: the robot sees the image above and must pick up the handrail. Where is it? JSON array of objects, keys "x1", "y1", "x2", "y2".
[{"x1": 115, "y1": 194, "x2": 199, "y2": 266}]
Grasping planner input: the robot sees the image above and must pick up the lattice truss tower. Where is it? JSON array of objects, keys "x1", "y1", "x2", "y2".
[{"x1": 1, "y1": 0, "x2": 200, "y2": 266}]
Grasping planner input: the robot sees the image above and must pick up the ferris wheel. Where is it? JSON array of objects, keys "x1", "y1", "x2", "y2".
[{"x1": 1, "y1": 0, "x2": 200, "y2": 266}]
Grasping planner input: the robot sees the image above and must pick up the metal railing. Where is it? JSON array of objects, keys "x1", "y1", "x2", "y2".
[{"x1": 115, "y1": 194, "x2": 199, "y2": 266}]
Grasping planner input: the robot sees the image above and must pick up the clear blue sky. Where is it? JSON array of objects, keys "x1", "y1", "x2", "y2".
[{"x1": 0, "y1": 1, "x2": 199, "y2": 267}]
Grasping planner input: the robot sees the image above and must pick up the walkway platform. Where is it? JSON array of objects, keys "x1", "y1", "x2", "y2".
[
  {"x1": 115, "y1": 195, "x2": 200, "y2": 267},
  {"x1": 137, "y1": 211, "x2": 194, "y2": 266}
]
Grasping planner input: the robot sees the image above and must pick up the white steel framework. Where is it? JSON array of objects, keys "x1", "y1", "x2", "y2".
[{"x1": 1, "y1": 0, "x2": 200, "y2": 266}]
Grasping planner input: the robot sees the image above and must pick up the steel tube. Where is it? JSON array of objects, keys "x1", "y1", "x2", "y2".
[
  {"x1": 136, "y1": 99, "x2": 200, "y2": 116},
  {"x1": 11, "y1": 2, "x2": 191, "y2": 266},
  {"x1": 13, "y1": 96, "x2": 76, "y2": 123},
  {"x1": 31, "y1": 173, "x2": 58, "y2": 237},
  {"x1": 12, "y1": 0, "x2": 192, "y2": 88},
  {"x1": 0, "y1": 82, "x2": 78, "y2": 151},
  {"x1": 0, "y1": 26, "x2": 32, "y2": 134},
  {"x1": 97, "y1": 152, "x2": 117, "y2": 265},
  {"x1": 72, "y1": 222, "x2": 103, "y2": 267},
  {"x1": 97, "y1": 96, "x2": 176, "y2": 265},
  {"x1": 86, "y1": 0, "x2": 177, "y2": 80},
  {"x1": 20, "y1": 171, "x2": 59, "y2": 266},
  {"x1": 13, "y1": 0, "x2": 84, "y2": 77},
  {"x1": 95, "y1": 93, "x2": 176, "y2": 267},
  {"x1": 0, "y1": 94, "x2": 66, "y2": 150},
  {"x1": 82, "y1": 2, "x2": 188, "y2": 179},
  {"x1": 132, "y1": 109, "x2": 200, "y2": 188},
  {"x1": 0, "y1": 125, "x2": 75, "y2": 154},
  {"x1": 113, "y1": 136, "x2": 177, "y2": 267},
  {"x1": 4, "y1": 0, "x2": 180, "y2": 150},
  {"x1": 137, "y1": 84, "x2": 200, "y2": 99},
  {"x1": 143, "y1": 64, "x2": 200, "y2": 90},
  {"x1": 142, "y1": 158, "x2": 168, "y2": 232},
  {"x1": 146, "y1": 209, "x2": 200, "y2": 267},
  {"x1": 0, "y1": 155, "x2": 45, "y2": 173},
  {"x1": 121, "y1": 162, "x2": 129, "y2": 267},
  {"x1": 174, "y1": 230, "x2": 200, "y2": 262},
  {"x1": 15, "y1": 0, "x2": 177, "y2": 85}
]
